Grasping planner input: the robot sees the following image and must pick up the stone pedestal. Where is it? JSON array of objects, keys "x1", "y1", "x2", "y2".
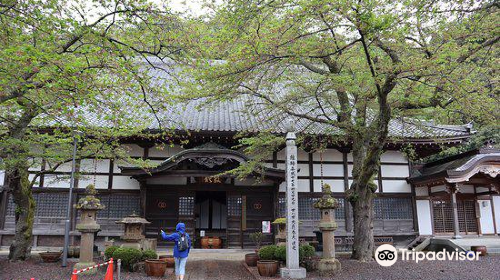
[
  {"x1": 313, "y1": 184, "x2": 341, "y2": 275},
  {"x1": 74, "y1": 185, "x2": 104, "y2": 274},
  {"x1": 116, "y1": 213, "x2": 151, "y2": 249},
  {"x1": 280, "y1": 267, "x2": 307, "y2": 278}
]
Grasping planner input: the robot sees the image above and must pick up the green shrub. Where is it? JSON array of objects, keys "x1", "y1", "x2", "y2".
[
  {"x1": 299, "y1": 244, "x2": 316, "y2": 262},
  {"x1": 141, "y1": 249, "x2": 158, "y2": 260},
  {"x1": 104, "y1": 246, "x2": 119, "y2": 260},
  {"x1": 112, "y1": 247, "x2": 143, "y2": 271},
  {"x1": 274, "y1": 246, "x2": 286, "y2": 262},
  {"x1": 258, "y1": 245, "x2": 277, "y2": 260}
]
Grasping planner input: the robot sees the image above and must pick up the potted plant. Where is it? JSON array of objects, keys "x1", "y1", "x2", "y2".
[
  {"x1": 39, "y1": 251, "x2": 62, "y2": 263},
  {"x1": 250, "y1": 231, "x2": 263, "y2": 254},
  {"x1": 257, "y1": 245, "x2": 279, "y2": 277},
  {"x1": 159, "y1": 254, "x2": 175, "y2": 268}
]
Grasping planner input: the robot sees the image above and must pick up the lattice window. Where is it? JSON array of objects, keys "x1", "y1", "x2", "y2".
[
  {"x1": 35, "y1": 193, "x2": 68, "y2": 217},
  {"x1": 6, "y1": 193, "x2": 68, "y2": 218},
  {"x1": 433, "y1": 200, "x2": 454, "y2": 233},
  {"x1": 179, "y1": 196, "x2": 194, "y2": 216},
  {"x1": 298, "y1": 197, "x2": 321, "y2": 220},
  {"x1": 227, "y1": 196, "x2": 242, "y2": 216},
  {"x1": 6, "y1": 195, "x2": 15, "y2": 216},
  {"x1": 374, "y1": 197, "x2": 413, "y2": 220},
  {"x1": 458, "y1": 200, "x2": 477, "y2": 233},
  {"x1": 335, "y1": 198, "x2": 345, "y2": 220},
  {"x1": 287, "y1": 196, "x2": 346, "y2": 220},
  {"x1": 108, "y1": 194, "x2": 140, "y2": 218}
]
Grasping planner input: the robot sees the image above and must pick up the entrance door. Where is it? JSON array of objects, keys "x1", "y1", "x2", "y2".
[
  {"x1": 195, "y1": 191, "x2": 227, "y2": 247},
  {"x1": 432, "y1": 199, "x2": 478, "y2": 234}
]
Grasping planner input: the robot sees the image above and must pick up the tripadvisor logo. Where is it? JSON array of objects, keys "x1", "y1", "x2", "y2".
[{"x1": 375, "y1": 244, "x2": 481, "y2": 267}]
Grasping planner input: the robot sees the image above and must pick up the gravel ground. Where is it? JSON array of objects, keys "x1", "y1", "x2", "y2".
[
  {"x1": 0, "y1": 257, "x2": 253, "y2": 280},
  {"x1": 306, "y1": 255, "x2": 500, "y2": 280},
  {"x1": 1, "y1": 255, "x2": 499, "y2": 280}
]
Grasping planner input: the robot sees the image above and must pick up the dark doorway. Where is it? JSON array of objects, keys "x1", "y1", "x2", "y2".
[{"x1": 195, "y1": 191, "x2": 227, "y2": 247}]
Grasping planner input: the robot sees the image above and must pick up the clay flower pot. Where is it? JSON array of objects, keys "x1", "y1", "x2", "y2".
[
  {"x1": 201, "y1": 236, "x2": 222, "y2": 249},
  {"x1": 257, "y1": 260, "x2": 279, "y2": 277},
  {"x1": 39, "y1": 251, "x2": 62, "y2": 263},
  {"x1": 159, "y1": 255, "x2": 175, "y2": 268},
  {"x1": 245, "y1": 253, "x2": 259, "y2": 267},
  {"x1": 145, "y1": 259, "x2": 167, "y2": 277}
]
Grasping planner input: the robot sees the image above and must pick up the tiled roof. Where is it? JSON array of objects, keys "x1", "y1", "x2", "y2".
[{"x1": 38, "y1": 58, "x2": 472, "y2": 140}]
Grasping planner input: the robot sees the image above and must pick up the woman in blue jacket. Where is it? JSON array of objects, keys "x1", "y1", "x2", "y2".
[{"x1": 161, "y1": 222, "x2": 191, "y2": 280}]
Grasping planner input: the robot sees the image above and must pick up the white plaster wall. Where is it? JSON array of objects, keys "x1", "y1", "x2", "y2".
[
  {"x1": 493, "y1": 196, "x2": 500, "y2": 233},
  {"x1": 459, "y1": 185, "x2": 475, "y2": 194},
  {"x1": 50, "y1": 162, "x2": 73, "y2": 172},
  {"x1": 312, "y1": 149, "x2": 343, "y2": 161},
  {"x1": 430, "y1": 185, "x2": 447, "y2": 193},
  {"x1": 478, "y1": 200, "x2": 495, "y2": 234},
  {"x1": 297, "y1": 163, "x2": 309, "y2": 176},
  {"x1": 416, "y1": 200, "x2": 433, "y2": 235},
  {"x1": 382, "y1": 180, "x2": 411, "y2": 193},
  {"x1": 313, "y1": 163, "x2": 343, "y2": 177},
  {"x1": 44, "y1": 174, "x2": 70, "y2": 188},
  {"x1": 277, "y1": 148, "x2": 308, "y2": 161},
  {"x1": 147, "y1": 176, "x2": 188, "y2": 185},
  {"x1": 234, "y1": 178, "x2": 274, "y2": 187},
  {"x1": 381, "y1": 151, "x2": 408, "y2": 163},
  {"x1": 28, "y1": 174, "x2": 40, "y2": 187},
  {"x1": 476, "y1": 187, "x2": 489, "y2": 193},
  {"x1": 415, "y1": 187, "x2": 428, "y2": 196},
  {"x1": 149, "y1": 145, "x2": 184, "y2": 158},
  {"x1": 121, "y1": 144, "x2": 144, "y2": 157},
  {"x1": 28, "y1": 158, "x2": 43, "y2": 172},
  {"x1": 380, "y1": 165, "x2": 409, "y2": 178},
  {"x1": 80, "y1": 159, "x2": 110, "y2": 173},
  {"x1": 279, "y1": 181, "x2": 286, "y2": 192},
  {"x1": 278, "y1": 163, "x2": 308, "y2": 177},
  {"x1": 348, "y1": 180, "x2": 379, "y2": 192},
  {"x1": 113, "y1": 176, "x2": 140, "y2": 189},
  {"x1": 79, "y1": 175, "x2": 109, "y2": 189},
  {"x1": 296, "y1": 179, "x2": 309, "y2": 192},
  {"x1": 0, "y1": 170, "x2": 5, "y2": 184},
  {"x1": 313, "y1": 179, "x2": 344, "y2": 192}
]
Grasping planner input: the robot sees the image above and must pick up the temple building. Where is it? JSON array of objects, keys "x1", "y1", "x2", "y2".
[{"x1": 0, "y1": 61, "x2": 498, "y2": 250}]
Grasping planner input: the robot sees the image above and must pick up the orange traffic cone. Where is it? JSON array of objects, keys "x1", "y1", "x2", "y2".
[
  {"x1": 104, "y1": 258, "x2": 113, "y2": 280},
  {"x1": 71, "y1": 269, "x2": 78, "y2": 280}
]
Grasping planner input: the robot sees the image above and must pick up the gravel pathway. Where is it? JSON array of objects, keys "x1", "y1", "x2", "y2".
[
  {"x1": 0, "y1": 257, "x2": 253, "y2": 280},
  {"x1": 1, "y1": 255, "x2": 499, "y2": 280},
  {"x1": 306, "y1": 255, "x2": 500, "y2": 280}
]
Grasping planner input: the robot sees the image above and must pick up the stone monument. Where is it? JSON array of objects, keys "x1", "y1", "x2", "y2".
[
  {"x1": 313, "y1": 184, "x2": 341, "y2": 274},
  {"x1": 74, "y1": 185, "x2": 105, "y2": 273},
  {"x1": 116, "y1": 213, "x2": 151, "y2": 250},
  {"x1": 280, "y1": 121, "x2": 306, "y2": 279}
]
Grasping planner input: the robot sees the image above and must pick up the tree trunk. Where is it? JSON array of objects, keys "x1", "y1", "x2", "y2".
[
  {"x1": 350, "y1": 181, "x2": 375, "y2": 261},
  {"x1": 6, "y1": 164, "x2": 35, "y2": 261},
  {"x1": 347, "y1": 138, "x2": 383, "y2": 262}
]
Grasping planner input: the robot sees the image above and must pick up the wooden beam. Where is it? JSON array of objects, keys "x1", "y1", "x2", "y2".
[
  {"x1": 108, "y1": 160, "x2": 114, "y2": 190},
  {"x1": 308, "y1": 153, "x2": 314, "y2": 193}
]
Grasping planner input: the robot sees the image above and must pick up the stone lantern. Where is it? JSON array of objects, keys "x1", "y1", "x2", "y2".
[
  {"x1": 74, "y1": 185, "x2": 105, "y2": 273},
  {"x1": 116, "y1": 213, "x2": 150, "y2": 249},
  {"x1": 313, "y1": 184, "x2": 341, "y2": 274}
]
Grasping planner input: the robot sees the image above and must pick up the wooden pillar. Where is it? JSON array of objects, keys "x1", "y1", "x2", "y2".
[
  {"x1": 450, "y1": 184, "x2": 462, "y2": 239},
  {"x1": 140, "y1": 181, "x2": 147, "y2": 218}
]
